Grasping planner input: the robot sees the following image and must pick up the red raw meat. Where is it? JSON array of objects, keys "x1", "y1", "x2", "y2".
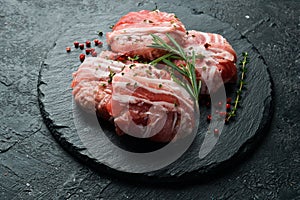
[
  {"x1": 71, "y1": 57, "x2": 125, "y2": 120},
  {"x1": 107, "y1": 10, "x2": 187, "y2": 60},
  {"x1": 179, "y1": 30, "x2": 237, "y2": 93},
  {"x1": 71, "y1": 11, "x2": 238, "y2": 143},
  {"x1": 72, "y1": 57, "x2": 196, "y2": 142},
  {"x1": 111, "y1": 64, "x2": 196, "y2": 142}
]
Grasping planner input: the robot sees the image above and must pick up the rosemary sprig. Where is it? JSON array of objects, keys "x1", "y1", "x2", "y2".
[
  {"x1": 226, "y1": 52, "x2": 249, "y2": 122},
  {"x1": 149, "y1": 34, "x2": 201, "y2": 101}
]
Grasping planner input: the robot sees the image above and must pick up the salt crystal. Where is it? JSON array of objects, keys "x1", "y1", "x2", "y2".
[{"x1": 245, "y1": 15, "x2": 250, "y2": 19}]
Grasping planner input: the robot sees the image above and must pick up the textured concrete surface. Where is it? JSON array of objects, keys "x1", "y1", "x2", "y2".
[{"x1": 0, "y1": 0, "x2": 299, "y2": 199}]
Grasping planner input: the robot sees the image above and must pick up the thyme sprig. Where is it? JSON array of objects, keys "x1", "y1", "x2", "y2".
[
  {"x1": 226, "y1": 52, "x2": 249, "y2": 122},
  {"x1": 149, "y1": 34, "x2": 201, "y2": 102}
]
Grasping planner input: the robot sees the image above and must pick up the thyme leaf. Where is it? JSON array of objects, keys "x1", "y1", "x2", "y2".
[{"x1": 226, "y1": 52, "x2": 249, "y2": 122}]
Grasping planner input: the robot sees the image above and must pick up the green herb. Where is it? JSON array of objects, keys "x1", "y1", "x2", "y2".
[
  {"x1": 146, "y1": 69, "x2": 152, "y2": 75},
  {"x1": 158, "y1": 83, "x2": 162, "y2": 88},
  {"x1": 196, "y1": 54, "x2": 205, "y2": 59},
  {"x1": 149, "y1": 34, "x2": 201, "y2": 102},
  {"x1": 109, "y1": 25, "x2": 114, "y2": 29},
  {"x1": 128, "y1": 55, "x2": 139, "y2": 62},
  {"x1": 107, "y1": 67, "x2": 116, "y2": 84},
  {"x1": 129, "y1": 64, "x2": 135, "y2": 69},
  {"x1": 226, "y1": 52, "x2": 249, "y2": 122},
  {"x1": 152, "y1": 3, "x2": 158, "y2": 11},
  {"x1": 149, "y1": 52, "x2": 179, "y2": 65},
  {"x1": 143, "y1": 19, "x2": 154, "y2": 23},
  {"x1": 98, "y1": 31, "x2": 103, "y2": 37}
]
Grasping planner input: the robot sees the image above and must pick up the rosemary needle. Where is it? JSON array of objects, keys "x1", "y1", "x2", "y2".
[{"x1": 149, "y1": 34, "x2": 201, "y2": 102}]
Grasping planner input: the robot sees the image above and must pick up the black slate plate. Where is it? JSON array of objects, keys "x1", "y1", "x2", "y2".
[{"x1": 38, "y1": 10, "x2": 273, "y2": 182}]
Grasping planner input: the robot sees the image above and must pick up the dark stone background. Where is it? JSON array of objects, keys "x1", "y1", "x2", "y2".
[{"x1": 0, "y1": 0, "x2": 299, "y2": 199}]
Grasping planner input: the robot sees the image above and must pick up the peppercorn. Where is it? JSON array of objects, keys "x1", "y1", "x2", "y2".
[
  {"x1": 94, "y1": 39, "x2": 99, "y2": 46},
  {"x1": 86, "y1": 40, "x2": 91, "y2": 48},
  {"x1": 79, "y1": 54, "x2": 85, "y2": 62},
  {"x1": 214, "y1": 128, "x2": 219, "y2": 134},
  {"x1": 226, "y1": 103, "x2": 231, "y2": 110},
  {"x1": 79, "y1": 43, "x2": 84, "y2": 50},
  {"x1": 74, "y1": 41, "x2": 79, "y2": 48},
  {"x1": 85, "y1": 48, "x2": 91, "y2": 55},
  {"x1": 204, "y1": 43, "x2": 211, "y2": 48},
  {"x1": 207, "y1": 114, "x2": 212, "y2": 122}
]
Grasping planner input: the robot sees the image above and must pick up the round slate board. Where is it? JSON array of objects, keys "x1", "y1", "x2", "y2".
[{"x1": 38, "y1": 11, "x2": 273, "y2": 182}]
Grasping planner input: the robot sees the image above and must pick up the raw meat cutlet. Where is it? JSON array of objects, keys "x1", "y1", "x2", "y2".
[
  {"x1": 72, "y1": 57, "x2": 196, "y2": 142},
  {"x1": 175, "y1": 30, "x2": 237, "y2": 93},
  {"x1": 71, "y1": 57, "x2": 125, "y2": 120},
  {"x1": 112, "y1": 64, "x2": 196, "y2": 142},
  {"x1": 107, "y1": 10, "x2": 187, "y2": 60}
]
